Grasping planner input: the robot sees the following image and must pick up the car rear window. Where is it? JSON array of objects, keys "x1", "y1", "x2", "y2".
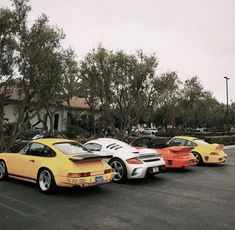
[
  {"x1": 53, "y1": 142, "x2": 91, "y2": 155},
  {"x1": 194, "y1": 139, "x2": 210, "y2": 145}
]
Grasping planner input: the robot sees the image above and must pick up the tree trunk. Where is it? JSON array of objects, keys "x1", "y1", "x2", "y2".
[
  {"x1": 0, "y1": 100, "x2": 6, "y2": 151},
  {"x1": 90, "y1": 108, "x2": 96, "y2": 135},
  {"x1": 48, "y1": 114, "x2": 54, "y2": 132}
]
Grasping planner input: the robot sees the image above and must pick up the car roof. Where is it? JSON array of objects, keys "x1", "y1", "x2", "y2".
[
  {"x1": 31, "y1": 138, "x2": 76, "y2": 146},
  {"x1": 91, "y1": 138, "x2": 129, "y2": 146},
  {"x1": 87, "y1": 138, "x2": 135, "y2": 151},
  {"x1": 173, "y1": 136, "x2": 200, "y2": 141}
]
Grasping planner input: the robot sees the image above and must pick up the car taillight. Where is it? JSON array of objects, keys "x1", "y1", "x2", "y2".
[
  {"x1": 82, "y1": 172, "x2": 91, "y2": 177},
  {"x1": 210, "y1": 152, "x2": 219, "y2": 155},
  {"x1": 67, "y1": 172, "x2": 91, "y2": 178},
  {"x1": 104, "y1": 169, "x2": 112, "y2": 174},
  {"x1": 126, "y1": 158, "x2": 143, "y2": 164}
]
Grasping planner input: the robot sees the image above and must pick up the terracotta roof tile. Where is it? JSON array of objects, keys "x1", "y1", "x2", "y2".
[{"x1": 63, "y1": 97, "x2": 89, "y2": 109}]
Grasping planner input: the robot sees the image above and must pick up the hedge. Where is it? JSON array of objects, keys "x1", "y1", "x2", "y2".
[
  {"x1": 126, "y1": 135, "x2": 235, "y2": 146},
  {"x1": 204, "y1": 135, "x2": 235, "y2": 145},
  {"x1": 9, "y1": 134, "x2": 234, "y2": 153}
]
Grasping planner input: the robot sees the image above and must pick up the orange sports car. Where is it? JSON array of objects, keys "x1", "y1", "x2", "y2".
[{"x1": 131, "y1": 136, "x2": 197, "y2": 168}]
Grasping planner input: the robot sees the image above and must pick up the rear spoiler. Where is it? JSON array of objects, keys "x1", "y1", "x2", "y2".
[
  {"x1": 168, "y1": 146, "x2": 193, "y2": 152},
  {"x1": 212, "y1": 144, "x2": 224, "y2": 151},
  {"x1": 69, "y1": 154, "x2": 113, "y2": 163}
]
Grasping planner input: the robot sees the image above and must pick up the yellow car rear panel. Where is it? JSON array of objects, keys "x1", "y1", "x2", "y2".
[
  {"x1": 170, "y1": 136, "x2": 228, "y2": 164},
  {"x1": 0, "y1": 138, "x2": 113, "y2": 188}
]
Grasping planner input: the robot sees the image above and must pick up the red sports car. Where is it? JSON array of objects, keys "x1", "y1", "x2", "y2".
[{"x1": 131, "y1": 136, "x2": 197, "y2": 168}]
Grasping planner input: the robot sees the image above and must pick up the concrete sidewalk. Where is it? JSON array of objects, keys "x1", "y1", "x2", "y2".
[{"x1": 224, "y1": 145, "x2": 235, "y2": 150}]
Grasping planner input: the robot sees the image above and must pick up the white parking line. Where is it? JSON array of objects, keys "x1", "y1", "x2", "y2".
[
  {"x1": 0, "y1": 195, "x2": 46, "y2": 217},
  {"x1": 0, "y1": 203, "x2": 29, "y2": 217}
]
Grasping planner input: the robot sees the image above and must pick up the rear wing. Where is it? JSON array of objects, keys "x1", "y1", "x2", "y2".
[
  {"x1": 168, "y1": 146, "x2": 193, "y2": 153},
  {"x1": 69, "y1": 154, "x2": 113, "y2": 163},
  {"x1": 212, "y1": 144, "x2": 224, "y2": 151}
]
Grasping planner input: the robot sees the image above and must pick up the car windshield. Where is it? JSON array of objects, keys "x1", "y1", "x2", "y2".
[
  {"x1": 53, "y1": 142, "x2": 91, "y2": 155},
  {"x1": 194, "y1": 139, "x2": 210, "y2": 145}
]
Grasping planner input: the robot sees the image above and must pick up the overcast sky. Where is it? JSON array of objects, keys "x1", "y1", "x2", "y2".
[{"x1": 1, "y1": 0, "x2": 235, "y2": 103}]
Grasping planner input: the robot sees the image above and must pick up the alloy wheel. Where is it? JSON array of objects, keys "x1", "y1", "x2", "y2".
[
  {"x1": 193, "y1": 152, "x2": 202, "y2": 165},
  {"x1": 110, "y1": 160, "x2": 124, "y2": 182},
  {"x1": 0, "y1": 161, "x2": 6, "y2": 180},
  {"x1": 39, "y1": 170, "x2": 52, "y2": 191}
]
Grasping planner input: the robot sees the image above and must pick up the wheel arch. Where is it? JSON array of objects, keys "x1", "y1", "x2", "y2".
[
  {"x1": 108, "y1": 157, "x2": 128, "y2": 182},
  {"x1": 0, "y1": 159, "x2": 7, "y2": 164},
  {"x1": 108, "y1": 157, "x2": 125, "y2": 165},
  {"x1": 192, "y1": 151, "x2": 204, "y2": 163},
  {"x1": 37, "y1": 167, "x2": 57, "y2": 193}
]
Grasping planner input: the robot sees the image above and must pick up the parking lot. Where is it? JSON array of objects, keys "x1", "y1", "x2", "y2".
[{"x1": 0, "y1": 148, "x2": 235, "y2": 230}]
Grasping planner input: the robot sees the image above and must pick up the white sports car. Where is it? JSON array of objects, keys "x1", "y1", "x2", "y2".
[{"x1": 84, "y1": 138, "x2": 166, "y2": 182}]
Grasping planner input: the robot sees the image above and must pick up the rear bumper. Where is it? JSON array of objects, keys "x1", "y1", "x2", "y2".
[
  {"x1": 203, "y1": 154, "x2": 227, "y2": 163},
  {"x1": 165, "y1": 158, "x2": 197, "y2": 168},
  {"x1": 55, "y1": 172, "x2": 114, "y2": 187},
  {"x1": 146, "y1": 165, "x2": 167, "y2": 175},
  {"x1": 127, "y1": 159, "x2": 166, "y2": 179}
]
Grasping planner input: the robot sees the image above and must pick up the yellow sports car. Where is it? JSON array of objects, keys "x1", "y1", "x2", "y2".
[
  {"x1": 0, "y1": 138, "x2": 113, "y2": 193},
  {"x1": 168, "y1": 136, "x2": 227, "y2": 165}
]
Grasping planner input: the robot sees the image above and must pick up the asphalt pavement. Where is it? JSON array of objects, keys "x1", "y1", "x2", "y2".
[{"x1": 0, "y1": 148, "x2": 235, "y2": 230}]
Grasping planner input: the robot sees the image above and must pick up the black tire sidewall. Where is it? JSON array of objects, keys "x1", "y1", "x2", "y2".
[
  {"x1": 109, "y1": 158, "x2": 127, "y2": 183},
  {"x1": 37, "y1": 168, "x2": 56, "y2": 194},
  {"x1": 0, "y1": 160, "x2": 8, "y2": 180},
  {"x1": 192, "y1": 152, "x2": 203, "y2": 165}
]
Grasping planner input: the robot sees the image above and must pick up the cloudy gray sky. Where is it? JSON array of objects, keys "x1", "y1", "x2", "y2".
[{"x1": 1, "y1": 0, "x2": 235, "y2": 103}]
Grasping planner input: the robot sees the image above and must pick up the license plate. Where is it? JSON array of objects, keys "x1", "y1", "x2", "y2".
[
  {"x1": 95, "y1": 176, "x2": 104, "y2": 184},
  {"x1": 152, "y1": 167, "x2": 159, "y2": 173}
]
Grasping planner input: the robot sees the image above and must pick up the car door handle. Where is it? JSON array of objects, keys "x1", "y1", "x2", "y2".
[{"x1": 29, "y1": 159, "x2": 35, "y2": 162}]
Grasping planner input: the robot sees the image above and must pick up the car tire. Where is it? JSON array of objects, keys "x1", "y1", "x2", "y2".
[
  {"x1": 192, "y1": 152, "x2": 203, "y2": 165},
  {"x1": 0, "y1": 160, "x2": 8, "y2": 181},
  {"x1": 109, "y1": 158, "x2": 127, "y2": 183},
  {"x1": 37, "y1": 168, "x2": 56, "y2": 194}
]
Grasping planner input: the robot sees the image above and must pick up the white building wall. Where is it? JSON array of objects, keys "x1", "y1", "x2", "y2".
[
  {"x1": 4, "y1": 104, "x2": 68, "y2": 132},
  {"x1": 4, "y1": 104, "x2": 20, "y2": 123}
]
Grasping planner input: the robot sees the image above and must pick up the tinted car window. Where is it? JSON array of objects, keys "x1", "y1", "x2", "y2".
[
  {"x1": 185, "y1": 140, "x2": 197, "y2": 147},
  {"x1": 26, "y1": 143, "x2": 45, "y2": 156},
  {"x1": 41, "y1": 146, "x2": 56, "y2": 157},
  {"x1": 169, "y1": 138, "x2": 187, "y2": 146},
  {"x1": 132, "y1": 138, "x2": 151, "y2": 147},
  {"x1": 151, "y1": 139, "x2": 168, "y2": 148},
  {"x1": 84, "y1": 143, "x2": 102, "y2": 151}
]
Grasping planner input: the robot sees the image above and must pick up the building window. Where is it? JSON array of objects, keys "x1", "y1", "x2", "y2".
[{"x1": 54, "y1": 114, "x2": 59, "y2": 131}]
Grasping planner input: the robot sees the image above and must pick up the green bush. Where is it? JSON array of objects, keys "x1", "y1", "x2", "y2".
[
  {"x1": 10, "y1": 140, "x2": 30, "y2": 152},
  {"x1": 127, "y1": 135, "x2": 235, "y2": 146},
  {"x1": 204, "y1": 135, "x2": 235, "y2": 145},
  {"x1": 65, "y1": 125, "x2": 90, "y2": 138}
]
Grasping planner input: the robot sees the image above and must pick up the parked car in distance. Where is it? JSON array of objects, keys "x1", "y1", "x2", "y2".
[
  {"x1": 0, "y1": 138, "x2": 113, "y2": 193},
  {"x1": 131, "y1": 136, "x2": 197, "y2": 168},
  {"x1": 195, "y1": 127, "x2": 207, "y2": 134},
  {"x1": 84, "y1": 138, "x2": 166, "y2": 182},
  {"x1": 168, "y1": 136, "x2": 227, "y2": 165},
  {"x1": 141, "y1": 128, "x2": 158, "y2": 135}
]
